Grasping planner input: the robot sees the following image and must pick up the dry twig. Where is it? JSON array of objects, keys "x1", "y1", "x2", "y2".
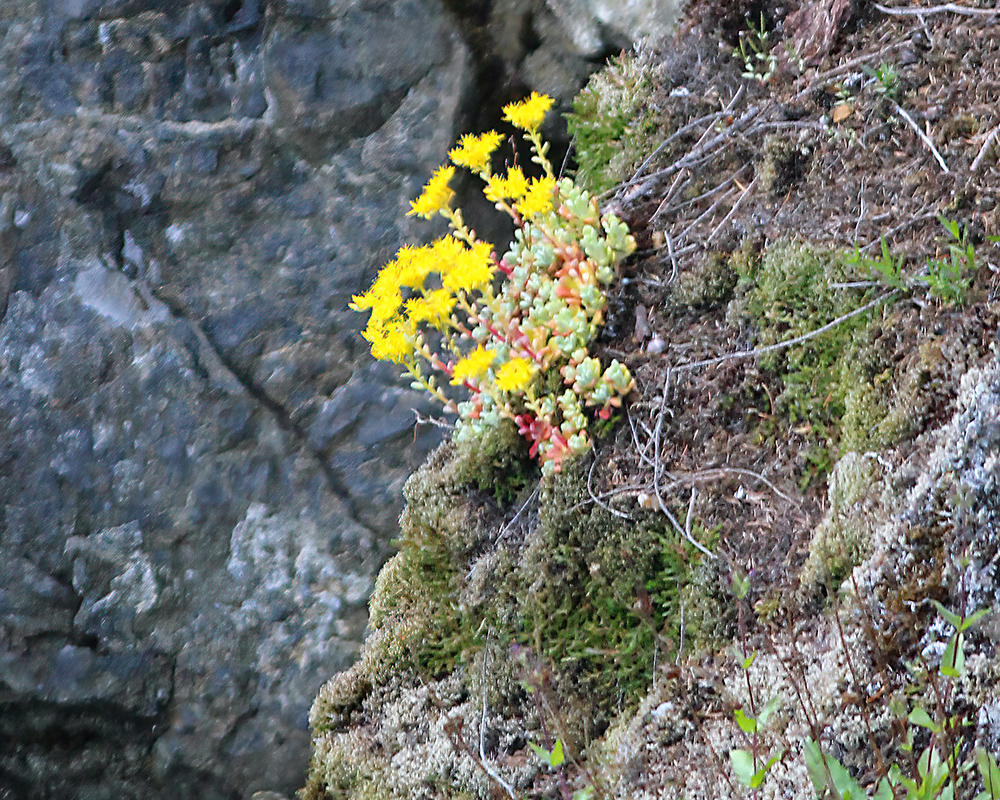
[
  {"x1": 706, "y1": 176, "x2": 759, "y2": 245},
  {"x1": 671, "y1": 291, "x2": 897, "y2": 374},
  {"x1": 891, "y1": 100, "x2": 949, "y2": 173},
  {"x1": 652, "y1": 369, "x2": 717, "y2": 559},
  {"x1": 971, "y1": 123, "x2": 1000, "y2": 172},
  {"x1": 874, "y1": 2, "x2": 1000, "y2": 16},
  {"x1": 478, "y1": 650, "x2": 518, "y2": 800}
]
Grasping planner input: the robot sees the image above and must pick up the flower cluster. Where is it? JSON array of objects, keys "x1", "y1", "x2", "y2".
[{"x1": 351, "y1": 93, "x2": 636, "y2": 475}]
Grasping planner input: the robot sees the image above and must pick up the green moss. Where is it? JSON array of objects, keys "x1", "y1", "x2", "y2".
[
  {"x1": 671, "y1": 251, "x2": 738, "y2": 309},
  {"x1": 566, "y1": 52, "x2": 658, "y2": 194},
  {"x1": 513, "y1": 460, "x2": 700, "y2": 715},
  {"x1": 756, "y1": 133, "x2": 810, "y2": 195},
  {"x1": 304, "y1": 437, "x2": 706, "y2": 800},
  {"x1": 727, "y1": 239, "x2": 888, "y2": 485},
  {"x1": 448, "y1": 417, "x2": 536, "y2": 504}
]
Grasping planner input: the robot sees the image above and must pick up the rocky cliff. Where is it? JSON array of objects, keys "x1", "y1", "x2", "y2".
[{"x1": 0, "y1": 1, "x2": 679, "y2": 798}]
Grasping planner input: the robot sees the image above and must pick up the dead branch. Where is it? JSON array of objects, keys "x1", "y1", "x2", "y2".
[
  {"x1": 671, "y1": 291, "x2": 897, "y2": 374},
  {"x1": 971, "y1": 123, "x2": 1000, "y2": 172},
  {"x1": 479, "y1": 650, "x2": 519, "y2": 800},
  {"x1": 652, "y1": 369, "x2": 717, "y2": 558},
  {"x1": 587, "y1": 456, "x2": 634, "y2": 520},
  {"x1": 874, "y1": 2, "x2": 1000, "y2": 17},
  {"x1": 706, "y1": 176, "x2": 759, "y2": 245},
  {"x1": 891, "y1": 100, "x2": 949, "y2": 173}
]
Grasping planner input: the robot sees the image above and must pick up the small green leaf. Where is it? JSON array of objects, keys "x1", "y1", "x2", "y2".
[
  {"x1": 730, "y1": 749, "x2": 756, "y2": 787},
  {"x1": 754, "y1": 751, "x2": 784, "y2": 788},
  {"x1": 733, "y1": 708, "x2": 757, "y2": 735},
  {"x1": 803, "y1": 738, "x2": 825, "y2": 792},
  {"x1": 873, "y1": 776, "x2": 894, "y2": 800},
  {"x1": 757, "y1": 695, "x2": 781, "y2": 728},
  {"x1": 909, "y1": 705, "x2": 941, "y2": 733},
  {"x1": 826, "y1": 752, "x2": 867, "y2": 800},
  {"x1": 931, "y1": 600, "x2": 964, "y2": 630},
  {"x1": 732, "y1": 570, "x2": 751, "y2": 600},
  {"x1": 940, "y1": 632, "x2": 965, "y2": 678},
  {"x1": 963, "y1": 607, "x2": 991, "y2": 630},
  {"x1": 550, "y1": 738, "x2": 565, "y2": 768},
  {"x1": 977, "y1": 749, "x2": 1000, "y2": 800},
  {"x1": 528, "y1": 739, "x2": 564, "y2": 768},
  {"x1": 938, "y1": 216, "x2": 962, "y2": 240}
]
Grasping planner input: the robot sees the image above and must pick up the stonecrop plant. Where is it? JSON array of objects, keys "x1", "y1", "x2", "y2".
[{"x1": 350, "y1": 92, "x2": 636, "y2": 475}]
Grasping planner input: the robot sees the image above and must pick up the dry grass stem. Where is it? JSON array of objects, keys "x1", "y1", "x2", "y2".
[{"x1": 891, "y1": 100, "x2": 949, "y2": 173}]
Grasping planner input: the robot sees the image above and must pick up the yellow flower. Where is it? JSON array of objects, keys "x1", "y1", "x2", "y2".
[
  {"x1": 495, "y1": 357, "x2": 537, "y2": 392},
  {"x1": 363, "y1": 316, "x2": 412, "y2": 364},
  {"x1": 406, "y1": 288, "x2": 454, "y2": 329},
  {"x1": 449, "y1": 131, "x2": 504, "y2": 173},
  {"x1": 504, "y1": 166, "x2": 530, "y2": 199},
  {"x1": 390, "y1": 244, "x2": 434, "y2": 290},
  {"x1": 350, "y1": 271, "x2": 402, "y2": 321},
  {"x1": 408, "y1": 165, "x2": 455, "y2": 219},
  {"x1": 430, "y1": 235, "x2": 465, "y2": 276},
  {"x1": 502, "y1": 92, "x2": 553, "y2": 132},
  {"x1": 483, "y1": 174, "x2": 509, "y2": 203},
  {"x1": 483, "y1": 166, "x2": 529, "y2": 203},
  {"x1": 442, "y1": 241, "x2": 494, "y2": 294},
  {"x1": 515, "y1": 176, "x2": 557, "y2": 217},
  {"x1": 451, "y1": 345, "x2": 495, "y2": 385}
]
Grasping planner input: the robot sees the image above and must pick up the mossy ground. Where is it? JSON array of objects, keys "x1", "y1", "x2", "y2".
[{"x1": 306, "y1": 3, "x2": 1000, "y2": 798}]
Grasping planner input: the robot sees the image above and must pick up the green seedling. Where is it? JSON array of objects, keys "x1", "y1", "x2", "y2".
[
  {"x1": 919, "y1": 217, "x2": 976, "y2": 307},
  {"x1": 528, "y1": 738, "x2": 565, "y2": 768},
  {"x1": 930, "y1": 599, "x2": 989, "y2": 678},
  {"x1": 734, "y1": 13, "x2": 777, "y2": 84}
]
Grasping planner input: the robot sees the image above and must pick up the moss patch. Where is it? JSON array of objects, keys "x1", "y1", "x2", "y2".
[
  {"x1": 726, "y1": 239, "x2": 888, "y2": 486},
  {"x1": 306, "y1": 430, "x2": 711, "y2": 798},
  {"x1": 567, "y1": 52, "x2": 658, "y2": 194}
]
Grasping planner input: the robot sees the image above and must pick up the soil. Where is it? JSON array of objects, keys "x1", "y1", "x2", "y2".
[{"x1": 585, "y1": 0, "x2": 1000, "y2": 617}]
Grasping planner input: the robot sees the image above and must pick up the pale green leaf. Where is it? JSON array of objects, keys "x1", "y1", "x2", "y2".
[
  {"x1": 908, "y1": 705, "x2": 940, "y2": 732},
  {"x1": 977, "y1": 749, "x2": 1000, "y2": 800},
  {"x1": 550, "y1": 738, "x2": 565, "y2": 768},
  {"x1": 931, "y1": 600, "x2": 964, "y2": 630},
  {"x1": 733, "y1": 708, "x2": 757, "y2": 735},
  {"x1": 730, "y1": 749, "x2": 756, "y2": 787},
  {"x1": 941, "y1": 632, "x2": 965, "y2": 678}
]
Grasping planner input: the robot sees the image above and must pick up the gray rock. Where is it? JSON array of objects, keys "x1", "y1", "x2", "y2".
[
  {"x1": 0, "y1": 0, "x2": 468, "y2": 796},
  {"x1": 0, "y1": 0, "x2": 675, "y2": 796}
]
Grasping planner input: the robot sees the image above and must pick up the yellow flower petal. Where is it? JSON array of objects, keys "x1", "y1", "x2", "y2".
[
  {"x1": 483, "y1": 174, "x2": 509, "y2": 203},
  {"x1": 502, "y1": 92, "x2": 553, "y2": 132},
  {"x1": 449, "y1": 131, "x2": 504, "y2": 173},
  {"x1": 406, "y1": 288, "x2": 454, "y2": 329},
  {"x1": 408, "y1": 165, "x2": 455, "y2": 219},
  {"x1": 495, "y1": 357, "x2": 537, "y2": 392},
  {"x1": 363, "y1": 316, "x2": 412, "y2": 364},
  {"x1": 442, "y1": 241, "x2": 494, "y2": 294},
  {"x1": 394, "y1": 244, "x2": 437, "y2": 290},
  {"x1": 504, "y1": 166, "x2": 530, "y2": 199},
  {"x1": 451, "y1": 345, "x2": 496, "y2": 385},
  {"x1": 515, "y1": 176, "x2": 557, "y2": 217}
]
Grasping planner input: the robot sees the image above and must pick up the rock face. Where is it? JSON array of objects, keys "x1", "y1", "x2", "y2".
[
  {"x1": 0, "y1": 0, "x2": 466, "y2": 797},
  {"x1": 0, "y1": 0, "x2": 681, "y2": 797}
]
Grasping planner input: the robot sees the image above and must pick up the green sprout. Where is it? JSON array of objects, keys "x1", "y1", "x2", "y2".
[
  {"x1": 919, "y1": 217, "x2": 976, "y2": 307},
  {"x1": 864, "y1": 61, "x2": 900, "y2": 100},
  {"x1": 734, "y1": 13, "x2": 777, "y2": 85}
]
